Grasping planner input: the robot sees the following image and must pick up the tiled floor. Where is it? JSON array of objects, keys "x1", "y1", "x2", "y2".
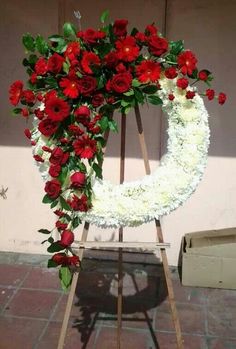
[{"x1": 0, "y1": 253, "x2": 236, "y2": 349}]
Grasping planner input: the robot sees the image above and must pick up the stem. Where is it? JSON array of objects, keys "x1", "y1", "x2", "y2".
[{"x1": 164, "y1": 60, "x2": 178, "y2": 65}]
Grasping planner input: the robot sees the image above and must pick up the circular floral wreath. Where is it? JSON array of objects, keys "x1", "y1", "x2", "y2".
[{"x1": 9, "y1": 12, "x2": 226, "y2": 288}]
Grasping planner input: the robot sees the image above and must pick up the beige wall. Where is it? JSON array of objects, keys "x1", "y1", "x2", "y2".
[{"x1": 0, "y1": 0, "x2": 236, "y2": 265}]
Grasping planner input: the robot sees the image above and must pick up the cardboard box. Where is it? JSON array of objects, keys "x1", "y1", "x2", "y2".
[{"x1": 181, "y1": 228, "x2": 236, "y2": 289}]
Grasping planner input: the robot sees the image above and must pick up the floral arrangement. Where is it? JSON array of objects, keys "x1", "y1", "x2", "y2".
[{"x1": 9, "y1": 11, "x2": 226, "y2": 289}]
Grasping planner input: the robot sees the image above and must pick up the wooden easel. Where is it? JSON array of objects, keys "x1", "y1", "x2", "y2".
[{"x1": 57, "y1": 105, "x2": 184, "y2": 349}]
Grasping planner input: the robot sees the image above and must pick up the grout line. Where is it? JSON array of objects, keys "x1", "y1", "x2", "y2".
[{"x1": 2, "y1": 314, "x2": 49, "y2": 322}]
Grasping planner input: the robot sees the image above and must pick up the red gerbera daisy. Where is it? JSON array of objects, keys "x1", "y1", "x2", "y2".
[
  {"x1": 116, "y1": 36, "x2": 140, "y2": 62},
  {"x1": 9, "y1": 80, "x2": 23, "y2": 106},
  {"x1": 73, "y1": 136, "x2": 97, "y2": 159},
  {"x1": 136, "y1": 60, "x2": 161, "y2": 83},
  {"x1": 59, "y1": 78, "x2": 80, "y2": 98},
  {"x1": 45, "y1": 96, "x2": 70, "y2": 122},
  {"x1": 177, "y1": 50, "x2": 197, "y2": 75},
  {"x1": 64, "y1": 42, "x2": 80, "y2": 61},
  {"x1": 81, "y1": 52, "x2": 101, "y2": 74}
]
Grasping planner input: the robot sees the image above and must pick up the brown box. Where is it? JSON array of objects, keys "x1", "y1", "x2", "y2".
[{"x1": 181, "y1": 228, "x2": 236, "y2": 289}]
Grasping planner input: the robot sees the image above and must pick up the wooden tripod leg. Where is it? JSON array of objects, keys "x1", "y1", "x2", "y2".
[
  {"x1": 117, "y1": 113, "x2": 126, "y2": 349},
  {"x1": 134, "y1": 104, "x2": 184, "y2": 349},
  {"x1": 57, "y1": 222, "x2": 90, "y2": 349}
]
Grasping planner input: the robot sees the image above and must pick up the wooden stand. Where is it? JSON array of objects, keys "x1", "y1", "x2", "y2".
[{"x1": 57, "y1": 107, "x2": 184, "y2": 349}]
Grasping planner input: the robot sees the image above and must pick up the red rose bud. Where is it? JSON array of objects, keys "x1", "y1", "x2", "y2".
[
  {"x1": 206, "y1": 88, "x2": 215, "y2": 100},
  {"x1": 24, "y1": 128, "x2": 31, "y2": 139},
  {"x1": 56, "y1": 221, "x2": 67, "y2": 231},
  {"x1": 54, "y1": 210, "x2": 65, "y2": 217},
  {"x1": 37, "y1": 93, "x2": 44, "y2": 101},
  {"x1": 113, "y1": 19, "x2": 128, "y2": 37},
  {"x1": 168, "y1": 94, "x2": 175, "y2": 101},
  {"x1": 34, "y1": 108, "x2": 45, "y2": 120},
  {"x1": 198, "y1": 70, "x2": 208, "y2": 81},
  {"x1": 42, "y1": 146, "x2": 52, "y2": 153},
  {"x1": 74, "y1": 105, "x2": 90, "y2": 120},
  {"x1": 60, "y1": 230, "x2": 74, "y2": 247},
  {"x1": 49, "y1": 164, "x2": 61, "y2": 177},
  {"x1": 33, "y1": 154, "x2": 44, "y2": 162},
  {"x1": 52, "y1": 253, "x2": 66, "y2": 265},
  {"x1": 21, "y1": 108, "x2": 29, "y2": 118},
  {"x1": 70, "y1": 172, "x2": 86, "y2": 189},
  {"x1": 218, "y1": 92, "x2": 227, "y2": 105},
  {"x1": 186, "y1": 91, "x2": 196, "y2": 99},
  {"x1": 176, "y1": 78, "x2": 189, "y2": 90},
  {"x1": 165, "y1": 67, "x2": 178, "y2": 79},
  {"x1": 60, "y1": 138, "x2": 70, "y2": 144},
  {"x1": 31, "y1": 140, "x2": 36, "y2": 146},
  {"x1": 44, "y1": 179, "x2": 61, "y2": 199}
]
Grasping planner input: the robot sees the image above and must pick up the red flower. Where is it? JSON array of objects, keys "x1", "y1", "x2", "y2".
[
  {"x1": 218, "y1": 92, "x2": 227, "y2": 105},
  {"x1": 116, "y1": 36, "x2": 140, "y2": 62},
  {"x1": 136, "y1": 60, "x2": 161, "y2": 83},
  {"x1": 42, "y1": 146, "x2": 52, "y2": 153},
  {"x1": 65, "y1": 42, "x2": 80, "y2": 61},
  {"x1": 92, "y1": 93, "x2": 104, "y2": 107},
  {"x1": 177, "y1": 50, "x2": 197, "y2": 75},
  {"x1": 104, "y1": 52, "x2": 119, "y2": 68},
  {"x1": 198, "y1": 70, "x2": 208, "y2": 81},
  {"x1": 21, "y1": 108, "x2": 29, "y2": 118},
  {"x1": 206, "y1": 89, "x2": 215, "y2": 100},
  {"x1": 68, "y1": 124, "x2": 84, "y2": 136},
  {"x1": 113, "y1": 19, "x2": 128, "y2": 37},
  {"x1": 30, "y1": 72, "x2": 37, "y2": 84},
  {"x1": 45, "y1": 96, "x2": 70, "y2": 122},
  {"x1": 81, "y1": 52, "x2": 100, "y2": 74},
  {"x1": 68, "y1": 194, "x2": 89, "y2": 211},
  {"x1": 35, "y1": 57, "x2": 48, "y2": 75},
  {"x1": 168, "y1": 94, "x2": 175, "y2": 101},
  {"x1": 21, "y1": 90, "x2": 35, "y2": 104},
  {"x1": 74, "y1": 106, "x2": 90, "y2": 123},
  {"x1": 135, "y1": 32, "x2": 147, "y2": 43},
  {"x1": 9, "y1": 80, "x2": 23, "y2": 106},
  {"x1": 78, "y1": 28, "x2": 105, "y2": 44},
  {"x1": 54, "y1": 210, "x2": 65, "y2": 217},
  {"x1": 56, "y1": 221, "x2": 67, "y2": 230},
  {"x1": 52, "y1": 253, "x2": 67, "y2": 265},
  {"x1": 59, "y1": 78, "x2": 80, "y2": 98},
  {"x1": 49, "y1": 147, "x2": 69, "y2": 165},
  {"x1": 70, "y1": 172, "x2": 86, "y2": 188},
  {"x1": 67, "y1": 255, "x2": 80, "y2": 266},
  {"x1": 24, "y1": 128, "x2": 31, "y2": 139},
  {"x1": 38, "y1": 118, "x2": 58, "y2": 137},
  {"x1": 176, "y1": 78, "x2": 189, "y2": 90},
  {"x1": 145, "y1": 24, "x2": 158, "y2": 36},
  {"x1": 48, "y1": 53, "x2": 64, "y2": 74},
  {"x1": 34, "y1": 108, "x2": 44, "y2": 120},
  {"x1": 33, "y1": 155, "x2": 44, "y2": 162},
  {"x1": 73, "y1": 136, "x2": 97, "y2": 159},
  {"x1": 60, "y1": 230, "x2": 74, "y2": 247},
  {"x1": 44, "y1": 179, "x2": 61, "y2": 199},
  {"x1": 186, "y1": 91, "x2": 196, "y2": 99},
  {"x1": 49, "y1": 164, "x2": 61, "y2": 177},
  {"x1": 164, "y1": 67, "x2": 178, "y2": 79},
  {"x1": 107, "y1": 72, "x2": 132, "y2": 93},
  {"x1": 148, "y1": 36, "x2": 168, "y2": 56},
  {"x1": 78, "y1": 76, "x2": 97, "y2": 96}
]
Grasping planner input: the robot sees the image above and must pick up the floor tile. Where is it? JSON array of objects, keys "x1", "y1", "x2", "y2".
[
  {"x1": 22, "y1": 267, "x2": 61, "y2": 290},
  {"x1": 0, "y1": 264, "x2": 31, "y2": 287},
  {"x1": 206, "y1": 337, "x2": 236, "y2": 349},
  {"x1": 4, "y1": 289, "x2": 61, "y2": 319},
  {"x1": 0, "y1": 287, "x2": 15, "y2": 312},
  {"x1": 155, "y1": 332, "x2": 207, "y2": 349},
  {"x1": 0, "y1": 316, "x2": 46, "y2": 349}
]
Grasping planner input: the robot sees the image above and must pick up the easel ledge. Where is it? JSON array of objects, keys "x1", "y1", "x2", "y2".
[{"x1": 73, "y1": 241, "x2": 170, "y2": 250}]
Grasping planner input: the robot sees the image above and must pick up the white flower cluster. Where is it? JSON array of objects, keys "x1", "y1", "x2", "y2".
[{"x1": 32, "y1": 78, "x2": 210, "y2": 228}]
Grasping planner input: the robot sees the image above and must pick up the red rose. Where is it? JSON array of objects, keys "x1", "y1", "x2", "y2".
[
  {"x1": 104, "y1": 52, "x2": 119, "y2": 68},
  {"x1": 73, "y1": 136, "x2": 97, "y2": 159},
  {"x1": 206, "y1": 89, "x2": 215, "y2": 100},
  {"x1": 48, "y1": 53, "x2": 64, "y2": 74},
  {"x1": 49, "y1": 147, "x2": 69, "y2": 165},
  {"x1": 49, "y1": 164, "x2": 61, "y2": 177},
  {"x1": 21, "y1": 90, "x2": 35, "y2": 104},
  {"x1": 52, "y1": 253, "x2": 67, "y2": 265},
  {"x1": 24, "y1": 129, "x2": 31, "y2": 139},
  {"x1": 113, "y1": 19, "x2": 128, "y2": 37},
  {"x1": 78, "y1": 76, "x2": 97, "y2": 96},
  {"x1": 38, "y1": 119, "x2": 58, "y2": 137},
  {"x1": 80, "y1": 28, "x2": 105, "y2": 44},
  {"x1": 45, "y1": 96, "x2": 70, "y2": 122},
  {"x1": 70, "y1": 172, "x2": 86, "y2": 188},
  {"x1": 59, "y1": 77, "x2": 80, "y2": 99},
  {"x1": 67, "y1": 255, "x2": 80, "y2": 266},
  {"x1": 56, "y1": 221, "x2": 67, "y2": 230},
  {"x1": 74, "y1": 106, "x2": 90, "y2": 123},
  {"x1": 108, "y1": 72, "x2": 132, "y2": 93},
  {"x1": 145, "y1": 24, "x2": 158, "y2": 36},
  {"x1": 92, "y1": 93, "x2": 104, "y2": 107},
  {"x1": 34, "y1": 108, "x2": 45, "y2": 120},
  {"x1": 168, "y1": 94, "x2": 175, "y2": 101},
  {"x1": 176, "y1": 78, "x2": 189, "y2": 89},
  {"x1": 218, "y1": 92, "x2": 226, "y2": 105},
  {"x1": 164, "y1": 67, "x2": 178, "y2": 79},
  {"x1": 116, "y1": 63, "x2": 126, "y2": 73},
  {"x1": 148, "y1": 36, "x2": 168, "y2": 56},
  {"x1": 186, "y1": 91, "x2": 196, "y2": 99},
  {"x1": 35, "y1": 57, "x2": 48, "y2": 75},
  {"x1": 68, "y1": 124, "x2": 84, "y2": 136},
  {"x1": 116, "y1": 36, "x2": 139, "y2": 62},
  {"x1": 68, "y1": 194, "x2": 89, "y2": 212},
  {"x1": 177, "y1": 50, "x2": 197, "y2": 75},
  {"x1": 9, "y1": 80, "x2": 23, "y2": 106},
  {"x1": 136, "y1": 60, "x2": 161, "y2": 83},
  {"x1": 198, "y1": 70, "x2": 208, "y2": 81},
  {"x1": 64, "y1": 42, "x2": 80, "y2": 61},
  {"x1": 60, "y1": 230, "x2": 74, "y2": 247},
  {"x1": 81, "y1": 52, "x2": 100, "y2": 74},
  {"x1": 44, "y1": 179, "x2": 61, "y2": 199},
  {"x1": 135, "y1": 32, "x2": 147, "y2": 43}
]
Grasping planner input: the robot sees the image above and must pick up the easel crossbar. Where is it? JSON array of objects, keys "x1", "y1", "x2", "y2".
[{"x1": 73, "y1": 241, "x2": 170, "y2": 249}]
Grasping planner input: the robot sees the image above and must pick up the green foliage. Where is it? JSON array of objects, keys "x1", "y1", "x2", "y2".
[
  {"x1": 142, "y1": 85, "x2": 158, "y2": 94},
  {"x1": 147, "y1": 95, "x2": 163, "y2": 105},
  {"x1": 92, "y1": 162, "x2": 103, "y2": 179},
  {"x1": 169, "y1": 40, "x2": 184, "y2": 56},
  {"x1": 22, "y1": 33, "x2": 35, "y2": 52},
  {"x1": 47, "y1": 242, "x2": 64, "y2": 253},
  {"x1": 100, "y1": 10, "x2": 109, "y2": 24},
  {"x1": 59, "y1": 196, "x2": 71, "y2": 211},
  {"x1": 63, "y1": 22, "x2": 77, "y2": 38},
  {"x1": 59, "y1": 266, "x2": 72, "y2": 290},
  {"x1": 11, "y1": 108, "x2": 22, "y2": 116},
  {"x1": 35, "y1": 35, "x2": 49, "y2": 55},
  {"x1": 38, "y1": 229, "x2": 51, "y2": 234},
  {"x1": 48, "y1": 259, "x2": 58, "y2": 268},
  {"x1": 42, "y1": 194, "x2": 54, "y2": 204}
]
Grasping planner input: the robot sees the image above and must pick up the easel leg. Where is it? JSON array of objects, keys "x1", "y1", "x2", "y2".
[
  {"x1": 57, "y1": 222, "x2": 90, "y2": 349},
  {"x1": 134, "y1": 104, "x2": 184, "y2": 349}
]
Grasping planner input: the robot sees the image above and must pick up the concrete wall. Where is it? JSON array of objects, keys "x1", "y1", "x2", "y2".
[{"x1": 0, "y1": 0, "x2": 236, "y2": 265}]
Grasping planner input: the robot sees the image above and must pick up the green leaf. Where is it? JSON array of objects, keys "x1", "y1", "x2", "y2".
[
  {"x1": 134, "y1": 88, "x2": 144, "y2": 104},
  {"x1": 44, "y1": 77, "x2": 58, "y2": 88},
  {"x1": 121, "y1": 100, "x2": 130, "y2": 107},
  {"x1": 35, "y1": 35, "x2": 49, "y2": 55},
  {"x1": 99, "y1": 116, "x2": 109, "y2": 132},
  {"x1": 92, "y1": 162, "x2": 103, "y2": 179},
  {"x1": 132, "y1": 79, "x2": 141, "y2": 87},
  {"x1": 48, "y1": 259, "x2": 58, "y2": 268},
  {"x1": 59, "y1": 196, "x2": 71, "y2": 211},
  {"x1": 142, "y1": 85, "x2": 158, "y2": 94},
  {"x1": 72, "y1": 217, "x2": 80, "y2": 229},
  {"x1": 38, "y1": 229, "x2": 51, "y2": 234},
  {"x1": 11, "y1": 108, "x2": 22, "y2": 116},
  {"x1": 28, "y1": 54, "x2": 38, "y2": 65},
  {"x1": 42, "y1": 194, "x2": 54, "y2": 204},
  {"x1": 62, "y1": 61, "x2": 70, "y2": 74},
  {"x1": 50, "y1": 200, "x2": 58, "y2": 209},
  {"x1": 48, "y1": 236, "x2": 54, "y2": 244},
  {"x1": 108, "y1": 119, "x2": 118, "y2": 133},
  {"x1": 131, "y1": 27, "x2": 139, "y2": 36},
  {"x1": 59, "y1": 266, "x2": 72, "y2": 290},
  {"x1": 22, "y1": 33, "x2": 35, "y2": 52},
  {"x1": 100, "y1": 10, "x2": 109, "y2": 24},
  {"x1": 147, "y1": 95, "x2": 163, "y2": 105},
  {"x1": 63, "y1": 22, "x2": 77, "y2": 38},
  {"x1": 123, "y1": 106, "x2": 131, "y2": 115},
  {"x1": 48, "y1": 34, "x2": 64, "y2": 42},
  {"x1": 47, "y1": 242, "x2": 64, "y2": 253},
  {"x1": 124, "y1": 89, "x2": 134, "y2": 96},
  {"x1": 169, "y1": 40, "x2": 184, "y2": 56}
]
